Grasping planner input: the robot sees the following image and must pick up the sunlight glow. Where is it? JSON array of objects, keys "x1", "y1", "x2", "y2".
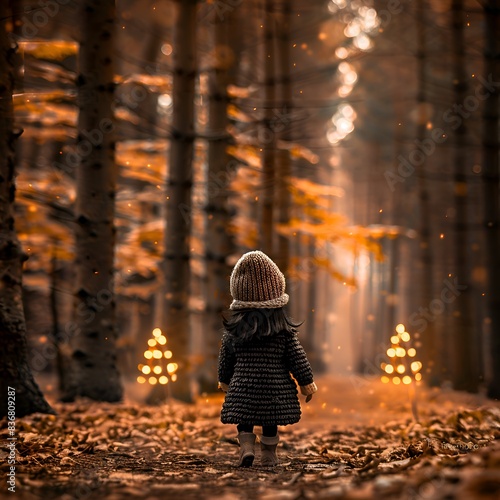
[
  {"x1": 354, "y1": 34, "x2": 372, "y2": 50},
  {"x1": 344, "y1": 20, "x2": 361, "y2": 38},
  {"x1": 411, "y1": 361, "x2": 422, "y2": 373},
  {"x1": 161, "y1": 43, "x2": 172, "y2": 56},
  {"x1": 158, "y1": 94, "x2": 172, "y2": 108},
  {"x1": 401, "y1": 332, "x2": 411, "y2": 342},
  {"x1": 382, "y1": 325, "x2": 422, "y2": 386},
  {"x1": 167, "y1": 363, "x2": 178, "y2": 374},
  {"x1": 335, "y1": 47, "x2": 349, "y2": 59},
  {"x1": 329, "y1": 95, "x2": 357, "y2": 143},
  {"x1": 344, "y1": 70, "x2": 357, "y2": 85},
  {"x1": 338, "y1": 85, "x2": 352, "y2": 98}
]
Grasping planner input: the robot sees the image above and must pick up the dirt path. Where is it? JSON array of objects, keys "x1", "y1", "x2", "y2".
[{"x1": 1, "y1": 376, "x2": 499, "y2": 500}]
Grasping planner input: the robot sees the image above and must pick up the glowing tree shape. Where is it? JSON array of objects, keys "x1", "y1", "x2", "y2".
[
  {"x1": 137, "y1": 328, "x2": 178, "y2": 386},
  {"x1": 381, "y1": 323, "x2": 423, "y2": 386},
  {"x1": 381, "y1": 323, "x2": 422, "y2": 422}
]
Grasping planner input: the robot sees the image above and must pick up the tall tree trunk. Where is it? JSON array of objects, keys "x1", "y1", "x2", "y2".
[
  {"x1": 275, "y1": 0, "x2": 291, "y2": 274},
  {"x1": 0, "y1": 4, "x2": 53, "y2": 418},
  {"x1": 162, "y1": 0, "x2": 197, "y2": 402},
  {"x1": 66, "y1": 0, "x2": 122, "y2": 402},
  {"x1": 450, "y1": 0, "x2": 480, "y2": 391},
  {"x1": 202, "y1": 7, "x2": 235, "y2": 390},
  {"x1": 415, "y1": 0, "x2": 438, "y2": 386},
  {"x1": 386, "y1": 238, "x2": 400, "y2": 331},
  {"x1": 303, "y1": 239, "x2": 318, "y2": 367},
  {"x1": 8, "y1": 0, "x2": 23, "y2": 94},
  {"x1": 363, "y1": 163, "x2": 376, "y2": 363},
  {"x1": 50, "y1": 246, "x2": 65, "y2": 393},
  {"x1": 388, "y1": 48, "x2": 404, "y2": 342},
  {"x1": 483, "y1": 0, "x2": 500, "y2": 399},
  {"x1": 260, "y1": 0, "x2": 276, "y2": 254}
]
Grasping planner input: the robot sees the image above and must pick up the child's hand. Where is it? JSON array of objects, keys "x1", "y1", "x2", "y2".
[
  {"x1": 218, "y1": 381, "x2": 229, "y2": 393},
  {"x1": 299, "y1": 382, "x2": 317, "y2": 402}
]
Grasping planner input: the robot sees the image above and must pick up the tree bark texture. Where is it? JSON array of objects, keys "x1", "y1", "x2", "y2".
[
  {"x1": 202, "y1": 7, "x2": 235, "y2": 389},
  {"x1": 0, "y1": 4, "x2": 53, "y2": 418},
  {"x1": 162, "y1": 0, "x2": 198, "y2": 402},
  {"x1": 260, "y1": 0, "x2": 276, "y2": 255},
  {"x1": 415, "y1": 0, "x2": 438, "y2": 386},
  {"x1": 450, "y1": 0, "x2": 480, "y2": 392},
  {"x1": 275, "y1": 0, "x2": 291, "y2": 275},
  {"x1": 68, "y1": 0, "x2": 123, "y2": 402},
  {"x1": 483, "y1": 0, "x2": 500, "y2": 399}
]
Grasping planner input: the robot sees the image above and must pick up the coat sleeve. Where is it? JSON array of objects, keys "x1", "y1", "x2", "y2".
[
  {"x1": 285, "y1": 333, "x2": 317, "y2": 395},
  {"x1": 218, "y1": 333, "x2": 236, "y2": 386}
]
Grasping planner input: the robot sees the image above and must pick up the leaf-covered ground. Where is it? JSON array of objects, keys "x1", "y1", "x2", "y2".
[{"x1": 2, "y1": 375, "x2": 500, "y2": 500}]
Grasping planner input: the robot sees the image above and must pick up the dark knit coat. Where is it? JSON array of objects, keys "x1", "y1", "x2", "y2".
[{"x1": 218, "y1": 330, "x2": 315, "y2": 426}]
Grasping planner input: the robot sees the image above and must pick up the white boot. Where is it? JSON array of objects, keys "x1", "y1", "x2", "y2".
[
  {"x1": 237, "y1": 432, "x2": 256, "y2": 467},
  {"x1": 260, "y1": 433, "x2": 279, "y2": 466}
]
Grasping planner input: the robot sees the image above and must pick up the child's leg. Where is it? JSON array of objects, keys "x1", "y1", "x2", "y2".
[
  {"x1": 237, "y1": 424, "x2": 254, "y2": 434},
  {"x1": 236, "y1": 424, "x2": 256, "y2": 467},
  {"x1": 262, "y1": 425, "x2": 278, "y2": 437},
  {"x1": 260, "y1": 425, "x2": 279, "y2": 466}
]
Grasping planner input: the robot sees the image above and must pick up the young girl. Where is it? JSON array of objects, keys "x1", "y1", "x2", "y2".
[{"x1": 218, "y1": 251, "x2": 318, "y2": 467}]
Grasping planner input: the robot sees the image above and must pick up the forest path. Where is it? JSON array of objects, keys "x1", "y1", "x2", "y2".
[{"x1": 2, "y1": 375, "x2": 500, "y2": 500}]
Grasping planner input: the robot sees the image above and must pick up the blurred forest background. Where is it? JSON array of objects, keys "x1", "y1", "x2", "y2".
[{"x1": 1, "y1": 0, "x2": 499, "y2": 414}]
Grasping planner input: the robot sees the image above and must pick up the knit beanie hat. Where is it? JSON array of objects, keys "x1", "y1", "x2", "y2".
[{"x1": 229, "y1": 250, "x2": 289, "y2": 310}]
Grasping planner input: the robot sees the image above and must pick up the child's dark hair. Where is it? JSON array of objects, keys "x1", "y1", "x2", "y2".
[{"x1": 223, "y1": 307, "x2": 302, "y2": 343}]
